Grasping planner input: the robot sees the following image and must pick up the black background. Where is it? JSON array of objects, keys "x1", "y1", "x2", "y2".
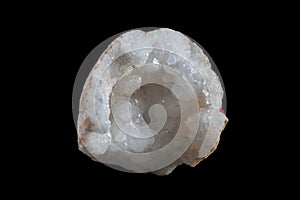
[{"x1": 9, "y1": 2, "x2": 296, "y2": 197}]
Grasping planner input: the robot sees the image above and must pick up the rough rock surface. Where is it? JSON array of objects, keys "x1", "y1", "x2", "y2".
[{"x1": 77, "y1": 28, "x2": 228, "y2": 175}]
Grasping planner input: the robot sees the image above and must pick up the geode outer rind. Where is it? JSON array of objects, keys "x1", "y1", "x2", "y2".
[{"x1": 77, "y1": 28, "x2": 228, "y2": 175}]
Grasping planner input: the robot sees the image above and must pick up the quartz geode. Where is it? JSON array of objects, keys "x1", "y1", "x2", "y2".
[{"x1": 77, "y1": 28, "x2": 228, "y2": 175}]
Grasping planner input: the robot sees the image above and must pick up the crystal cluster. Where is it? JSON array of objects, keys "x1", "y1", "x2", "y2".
[{"x1": 77, "y1": 28, "x2": 228, "y2": 175}]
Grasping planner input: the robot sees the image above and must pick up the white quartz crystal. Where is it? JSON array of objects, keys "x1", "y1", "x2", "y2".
[{"x1": 77, "y1": 28, "x2": 228, "y2": 175}]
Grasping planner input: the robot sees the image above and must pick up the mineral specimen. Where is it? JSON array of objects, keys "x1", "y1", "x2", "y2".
[{"x1": 76, "y1": 28, "x2": 228, "y2": 175}]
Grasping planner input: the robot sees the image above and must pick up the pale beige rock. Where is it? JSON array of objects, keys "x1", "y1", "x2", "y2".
[{"x1": 77, "y1": 28, "x2": 228, "y2": 175}]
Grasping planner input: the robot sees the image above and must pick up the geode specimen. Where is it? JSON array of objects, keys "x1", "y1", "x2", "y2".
[{"x1": 77, "y1": 28, "x2": 228, "y2": 175}]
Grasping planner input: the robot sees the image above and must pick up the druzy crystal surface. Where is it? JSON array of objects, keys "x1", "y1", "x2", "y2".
[{"x1": 76, "y1": 28, "x2": 228, "y2": 175}]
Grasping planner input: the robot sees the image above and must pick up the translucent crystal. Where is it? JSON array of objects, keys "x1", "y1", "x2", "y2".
[{"x1": 76, "y1": 28, "x2": 228, "y2": 175}]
